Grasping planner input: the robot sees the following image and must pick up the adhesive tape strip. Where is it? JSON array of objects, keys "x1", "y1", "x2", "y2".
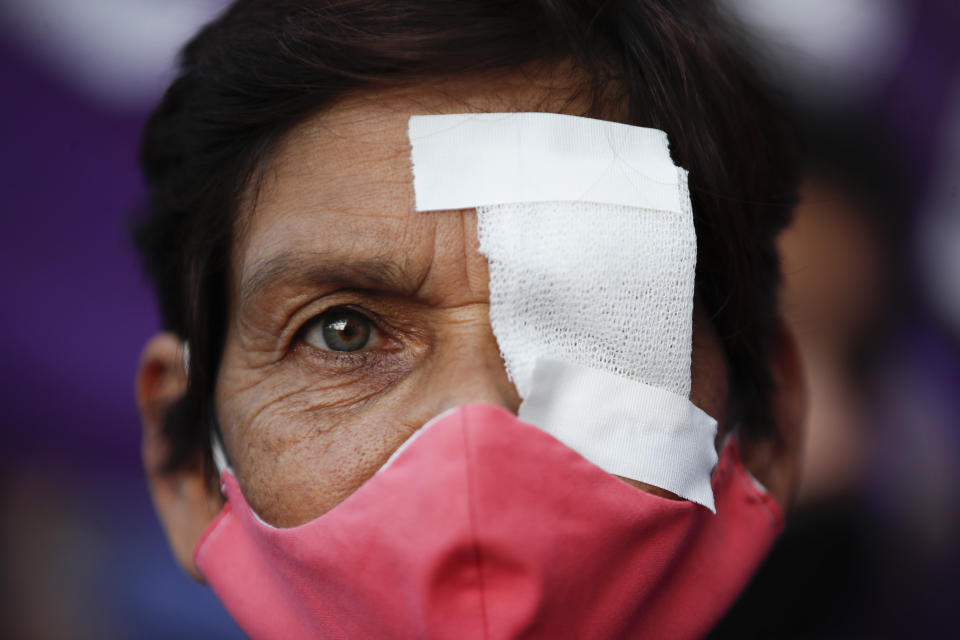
[
  {"x1": 519, "y1": 358, "x2": 717, "y2": 511},
  {"x1": 409, "y1": 112, "x2": 683, "y2": 212}
]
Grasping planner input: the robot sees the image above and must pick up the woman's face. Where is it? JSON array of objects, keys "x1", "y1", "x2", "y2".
[{"x1": 214, "y1": 88, "x2": 732, "y2": 528}]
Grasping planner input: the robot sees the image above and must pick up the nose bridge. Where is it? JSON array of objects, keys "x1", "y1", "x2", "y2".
[{"x1": 425, "y1": 321, "x2": 521, "y2": 417}]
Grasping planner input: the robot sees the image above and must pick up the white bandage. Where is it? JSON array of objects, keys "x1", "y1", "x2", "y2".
[{"x1": 409, "y1": 113, "x2": 718, "y2": 511}]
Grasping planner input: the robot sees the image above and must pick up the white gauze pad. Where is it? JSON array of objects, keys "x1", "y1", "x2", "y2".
[{"x1": 409, "y1": 113, "x2": 718, "y2": 511}]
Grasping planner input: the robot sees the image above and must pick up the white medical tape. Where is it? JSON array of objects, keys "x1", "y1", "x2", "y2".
[
  {"x1": 518, "y1": 359, "x2": 717, "y2": 510},
  {"x1": 409, "y1": 112, "x2": 683, "y2": 212},
  {"x1": 409, "y1": 112, "x2": 717, "y2": 511}
]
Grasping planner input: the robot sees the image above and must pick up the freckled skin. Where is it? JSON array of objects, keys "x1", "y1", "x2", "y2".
[{"x1": 215, "y1": 87, "x2": 731, "y2": 528}]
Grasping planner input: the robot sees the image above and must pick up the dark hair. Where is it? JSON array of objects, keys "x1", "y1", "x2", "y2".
[{"x1": 135, "y1": 0, "x2": 798, "y2": 476}]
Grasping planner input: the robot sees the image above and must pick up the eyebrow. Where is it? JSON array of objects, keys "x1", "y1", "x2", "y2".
[{"x1": 238, "y1": 251, "x2": 423, "y2": 309}]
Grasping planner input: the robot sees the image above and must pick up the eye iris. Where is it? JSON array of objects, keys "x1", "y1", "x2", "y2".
[{"x1": 322, "y1": 310, "x2": 371, "y2": 351}]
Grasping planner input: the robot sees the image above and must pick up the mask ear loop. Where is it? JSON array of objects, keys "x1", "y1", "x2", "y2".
[
  {"x1": 211, "y1": 428, "x2": 234, "y2": 477},
  {"x1": 187, "y1": 341, "x2": 277, "y2": 527},
  {"x1": 182, "y1": 341, "x2": 191, "y2": 376},
  {"x1": 184, "y1": 340, "x2": 235, "y2": 479},
  {"x1": 210, "y1": 417, "x2": 279, "y2": 529},
  {"x1": 723, "y1": 423, "x2": 774, "y2": 496}
]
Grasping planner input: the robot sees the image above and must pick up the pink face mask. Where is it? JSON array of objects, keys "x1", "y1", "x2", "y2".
[{"x1": 194, "y1": 404, "x2": 782, "y2": 639}]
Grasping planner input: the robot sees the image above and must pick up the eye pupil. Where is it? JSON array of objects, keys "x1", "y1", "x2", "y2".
[{"x1": 321, "y1": 310, "x2": 371, "y2": 351}]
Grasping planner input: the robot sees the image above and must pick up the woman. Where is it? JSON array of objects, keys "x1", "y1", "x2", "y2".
[{"x1": 134, "y1": 1, "x2": 804, "y2": 637}]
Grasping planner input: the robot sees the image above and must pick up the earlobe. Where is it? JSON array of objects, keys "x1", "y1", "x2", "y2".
[
  {"x1": 739, "y1": 323, "x2": 808, "y2": 510},
  {"x1": 137, "y1": 333, "x2": 223, "y2": 581}
]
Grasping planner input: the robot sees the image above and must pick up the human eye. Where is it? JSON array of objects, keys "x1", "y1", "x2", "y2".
[{"x1": 299, "y1": 306, "x2": 382, "y2": 353}]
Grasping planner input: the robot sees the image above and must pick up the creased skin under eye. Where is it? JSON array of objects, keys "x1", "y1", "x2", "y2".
[{"x1": 301, "y1": 307, "x2": 380, "y2": 352}]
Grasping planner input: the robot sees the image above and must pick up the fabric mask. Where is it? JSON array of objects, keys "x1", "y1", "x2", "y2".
[{"x1": 195, "y1": 404, "x2": 782, "y2": 639}]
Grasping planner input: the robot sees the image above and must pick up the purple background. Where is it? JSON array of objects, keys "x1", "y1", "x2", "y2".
[
  {"x1": 1, "y1": 1, "x2": 958, "y2": 637},
  {"x1": 0, "y1": 35, "x2": 243, "y2": 638}
]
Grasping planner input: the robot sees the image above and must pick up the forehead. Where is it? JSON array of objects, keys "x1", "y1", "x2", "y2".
[
  {"x1": 231, "y1": 78, "x2": 587, "y2": 294},
  {"x1": 237, "y1": 93, "x2": 418, "y2": 263},
  {"x1": 229, "y1": 93, "x2": 430, "y2": 309}
]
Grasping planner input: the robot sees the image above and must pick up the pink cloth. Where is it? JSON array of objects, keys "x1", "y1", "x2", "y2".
[{"x1": 195, "y1": 404, "x2": 783, "y2": 639}]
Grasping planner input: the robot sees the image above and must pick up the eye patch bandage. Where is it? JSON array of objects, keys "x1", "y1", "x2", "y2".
[{"x1": 408, "y1": 112, "x2": 718, "y2": 511}]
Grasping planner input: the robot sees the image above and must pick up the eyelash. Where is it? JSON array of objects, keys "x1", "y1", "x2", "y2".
[{"x1": 290, "y1": 304, "x2": 392, "y2": 367}]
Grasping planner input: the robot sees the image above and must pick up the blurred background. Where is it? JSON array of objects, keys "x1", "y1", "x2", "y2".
[{"x1": 0, "y1": 0, "x2": 957, "y2": 637}]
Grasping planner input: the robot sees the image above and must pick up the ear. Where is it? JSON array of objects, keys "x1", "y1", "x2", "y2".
[
  {"x1": 136, "y1": 333, "x2": 223, "y2": 581},
  {"x1": 739, "y1": 322, "x2": 808, "y2": 510}
]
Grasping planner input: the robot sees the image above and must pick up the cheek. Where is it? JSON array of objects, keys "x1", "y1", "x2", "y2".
[{"x1": 216, "y1": 352, "x2": 428, "y2": 527}]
